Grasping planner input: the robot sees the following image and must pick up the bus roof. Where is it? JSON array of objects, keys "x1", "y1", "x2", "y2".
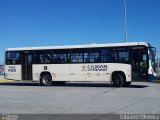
[{"x1": 5, "y1": 42, "x2": 149, "y2": 51}]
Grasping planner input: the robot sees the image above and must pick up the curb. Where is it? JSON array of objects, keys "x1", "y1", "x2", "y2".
[
  {"x1": 0, "y1": 79, "x2": 16, "y2": 82},
  {"x1": 154, "y1": 80, "x2": 160, "y2": 84}
]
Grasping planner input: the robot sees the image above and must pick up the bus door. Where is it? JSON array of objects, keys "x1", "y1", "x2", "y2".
[
  {"x1": 132, "y1": 47, "x2": 148, "y2": 81},
  {"x1": 22, "y1": 51, "x2": 33, "y2": 80}
]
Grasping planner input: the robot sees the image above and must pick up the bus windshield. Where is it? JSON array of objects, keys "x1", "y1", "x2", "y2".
[{"x1": 149, "y1": 47, "x2": 156, "y2": 72}]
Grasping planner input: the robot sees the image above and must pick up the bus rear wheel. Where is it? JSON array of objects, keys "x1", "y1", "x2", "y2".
[
  {"x1": 40, "y1": 74, "x2": 52, "y2": 86},
  {"x1": 112, "y1": 74, "x2": 125, "y2": 87}
]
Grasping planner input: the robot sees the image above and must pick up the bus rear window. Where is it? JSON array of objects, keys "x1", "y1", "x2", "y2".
[{"x1": 6, "y1": 51, "x2": 21, "y2": 65}]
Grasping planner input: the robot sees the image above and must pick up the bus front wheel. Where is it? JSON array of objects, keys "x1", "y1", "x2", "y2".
[
  {"x1": 40, "y1": 74, "x2": 52, "y2": 86},
  {"x1": 112, "y1": 74, "x2": 124, "y2": 87}
]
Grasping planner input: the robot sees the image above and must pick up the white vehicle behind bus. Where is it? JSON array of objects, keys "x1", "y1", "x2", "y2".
[{"x1": 4, "y1": 42, "x2": 156, "y2": 87}]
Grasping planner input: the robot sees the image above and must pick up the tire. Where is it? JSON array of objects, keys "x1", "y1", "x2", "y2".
[
  {"x1": 40, "y1": 74, "x2": 52, "y2": 86},
  {"x1": 112, "y1": 74, "x2": 125, "y2": 87}
]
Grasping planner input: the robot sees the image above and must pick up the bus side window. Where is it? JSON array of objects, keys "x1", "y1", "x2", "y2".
[
  {"x1": 101, "y1": 48, "x2": 109, "y2": 62},
  {"x1": 71, "y1": 51, "x2": 83, "y2": 63},
  {"x1": 7, "y1": 60, "x2": 11, "y2": 65},
  {"x1": 12, "y1": 60, "x2": 16, "y2": 64},
  {"x1": 84, "y1": 52, "x2": 89, "y2": 62},
  {"x1": 52, "y1": 50, "x2": 70, "y2": 64},
  {"x1": 96, "y1": 57, "x2": 101, "y2": 62},
  {"x1": 34, "y1": 51, "x2": 43, "y2": 64},
  {"x1": 133, "y1": 51, "x2": 139, "y2": 66},
  {"x1": 119, "y1": 51, "x2": 129, "y2": 63},
  {"x1": 110, "y1": 47, "x2": 129, "y2": 63},
  {"x1": 90, "y1": 48, "x2": 100, "y2": 63},
  {"x1": 44, "y1": 54, "x2": 51, "y2": 64},
  {"x1": 111, "y1": 52, "x2": 117, "y2": 61},
  {"x1": 6, "y1": 51, "x2": 20, "y2": 65},
  {"x1": 140, "y1": 53, "x2": 147, "y2": 68}
]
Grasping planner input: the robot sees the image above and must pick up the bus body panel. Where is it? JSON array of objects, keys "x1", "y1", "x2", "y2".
[
  {"x1": 71, "y1": 63, "x2": 132, "y2": 82},
  {"x1": 70, "y1": 64, "x2": 86, "y2": 81},
  {"x1": 5, "y1": 65, "x2": 22, "y2": 80},
  {"x1": 85, "y1": 64, "x2": 109, "y2": 81},
  {"x1": 32, "y1": 63, "x2": 131, "y2": 82},
  {"x1": 32, "y1": 64, "x2": 70, "y2": 81}
]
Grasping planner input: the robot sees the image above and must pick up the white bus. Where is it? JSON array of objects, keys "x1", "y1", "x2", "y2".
[{"x1": 4, "y1": 42, "x2": 156, "y2": 87}]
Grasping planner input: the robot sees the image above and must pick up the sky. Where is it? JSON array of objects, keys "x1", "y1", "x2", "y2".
[{"x1": 0, "y1": 0, "x2": 160, "y2": 63}]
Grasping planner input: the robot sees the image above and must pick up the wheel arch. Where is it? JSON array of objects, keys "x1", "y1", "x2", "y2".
[
  {"x1": 112, "y1": 71, "x2": 126, "y2": 83},
  {"x1": 40, "y1": 71, "x2": 52, "y2": 81}
]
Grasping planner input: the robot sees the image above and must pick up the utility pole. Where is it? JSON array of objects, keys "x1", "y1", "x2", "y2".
[
  {"x1": 158, "y1": 57, "x2": 160, "y2": 78},
  {"x1": 124, "y1": 0, "x2": 127, "y2": 42}
]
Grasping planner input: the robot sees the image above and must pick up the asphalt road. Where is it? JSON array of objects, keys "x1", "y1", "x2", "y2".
[{"x1": 0, "y1": 81, "x2": 160, "y2": 115}]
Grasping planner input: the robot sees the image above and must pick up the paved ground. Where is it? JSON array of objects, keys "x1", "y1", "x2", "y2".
[{"x1": 0, "y1": 80, "x2": 160, "y2": 114}]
